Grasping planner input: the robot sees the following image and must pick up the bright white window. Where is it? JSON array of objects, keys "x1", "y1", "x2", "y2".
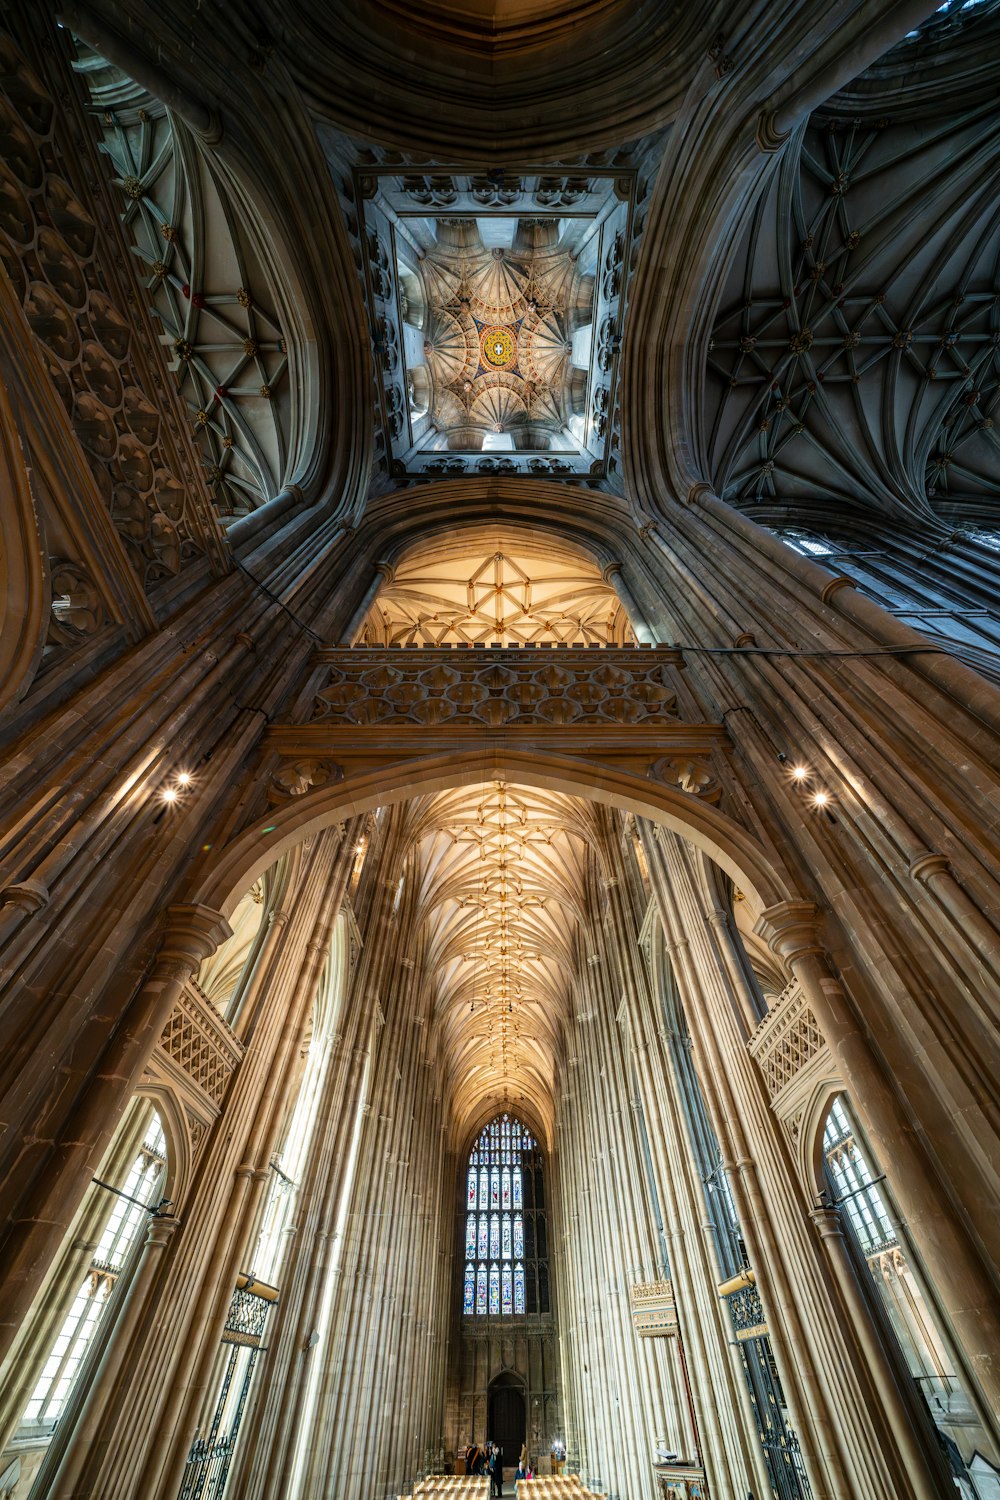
[{"x1": 22, "y1": 1115, "x2": 166, "y2": 1428}]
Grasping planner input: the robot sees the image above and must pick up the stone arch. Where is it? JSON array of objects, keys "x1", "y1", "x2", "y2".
[
  {"x1": 459, "y1": 1100, "x2": 550, "y2": 1162},
  {"x1": 796, "y1": 1076, "x2": 847, "y2": 1199},
  {"x1": 190, "y1": 748, "x2": 793, "y2": 921},
  {"x1": 135, "y1": 1079, "x2": 190, "y2": 1207}
]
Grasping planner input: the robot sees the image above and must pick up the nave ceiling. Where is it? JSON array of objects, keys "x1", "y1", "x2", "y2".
[{"x1": 401, "y1": 781, "x2": 595, "y2": 1141}]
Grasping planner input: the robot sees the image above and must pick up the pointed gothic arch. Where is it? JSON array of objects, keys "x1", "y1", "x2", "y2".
[{"x1": 190, "y1": 749, "x2": 793, "y2": 922}]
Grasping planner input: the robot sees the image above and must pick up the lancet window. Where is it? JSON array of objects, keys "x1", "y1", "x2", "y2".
[
  {"x1": 462, "y1": 1113, "x2": 548, "y2": 1317},
  {"x1": 823, "y1": 1093, "x2": 1000, "y2": 1493},
  {"x1": 21, "y1": 1113, "x2": 167, "y2": 1431}
]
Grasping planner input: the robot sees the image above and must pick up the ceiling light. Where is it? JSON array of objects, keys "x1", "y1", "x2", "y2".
[
  {"x1": 161, "y1": 787, "x2": 178, "y2": 804},
  {"x1": 176, "y1": 771, "x2": 192, "y2": 786},
  {"x1": 812, "y1": 790, "x2": 830, "y2": 808},
  {"x1": 791, "y1": 765, "x2": 809, "y2": 781}
]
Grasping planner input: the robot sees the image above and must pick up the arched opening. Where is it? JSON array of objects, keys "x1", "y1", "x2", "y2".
[
  {"x1": 488, "y1": 1372, "x2": 526, "y2": 1471},
  {"x1": 0, "y1": 1099, "x2": 168, "y2": 1492},
  {"x1": 359, "y1": 529, "x2": 635, "y2": 647}
]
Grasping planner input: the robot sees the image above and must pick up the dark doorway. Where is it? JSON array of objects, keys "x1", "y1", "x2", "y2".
[{"x1": 487, "y1": 1374, "x2": 526, "y2": 1469}]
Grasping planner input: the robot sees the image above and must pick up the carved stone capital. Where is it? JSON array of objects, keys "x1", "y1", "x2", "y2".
[
  {"x1": 755, "y1": 109, "x2": 793, "y2": 153},
  {"x1": 685, "y1": 481, "x2": 715, "y2": 507},
  {"x1": 159, "y1": 903, "x2": 233, "y2": 975},
  {"x1": 808, "y1": 1205, "x2": 843, "y2": 1242},
  {"x1": 0, "y1": 879, "x2": 50, "y2": 916},
  {"x1": 820, "y1": 575, "x2": 856, "y2": 605},
  {"x1": 146, "y1": 1215, "x2": 181, "y2": 1250},
  {"x1": 908, "y1": 851, "x2": 950, "y2": 884},
  {"x1": 754, "y1": 900, "x2": 824, "y2": 964},
  {"x1": 733, "y1": 632, "x2": 757, "y2": 648},
  {"x1": 602, "y1": 562, "x2": 623, "y2": 583}
]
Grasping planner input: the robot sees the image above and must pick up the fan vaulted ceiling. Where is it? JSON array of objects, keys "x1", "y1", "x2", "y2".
[{"x1": 320, "y1": 137, "x2": 662, "y2": 482}]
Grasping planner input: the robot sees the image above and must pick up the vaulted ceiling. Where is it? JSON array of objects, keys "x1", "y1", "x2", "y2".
[
  {"x1": 361, "y1": 531, "x2": 633, "y2": 645},
  {"x1": 704, "y1": 5, "x2": 1000, "y2": 528},
  {"x1": 404, "y1": 781, "x2": 596, "y2": 1138}
]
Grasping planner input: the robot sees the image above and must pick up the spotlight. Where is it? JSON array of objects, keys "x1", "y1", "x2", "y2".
[
  {"x1": 812, "y1": 789, "x2": 830, "y2": 808},
  {"x1": 176, "y1": 771, "x2": 192, "y2": 786},
  {"x1": 791, "y1": 765, "x2": 809, "y2": 782},
  {"x1": 162, "y1": 787, "x2": 179, "y2": 804}
]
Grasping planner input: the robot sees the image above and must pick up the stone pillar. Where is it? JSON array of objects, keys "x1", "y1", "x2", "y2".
[
  {"x1": 645, "y1": 832, "x2": 949, "y2": 1500},
  {"x1": 758, "y1": 898, "x2": 1000, "y2": 1432},
  {"x1": 0, "y1": 903, "x2": 231, "y2": 1370},
  {"x1": 342, "y1": 561, "x2": 395, "y2": 644},
  {"x1": 602, "y1": 562, "x2": 656, "y2": 644}
]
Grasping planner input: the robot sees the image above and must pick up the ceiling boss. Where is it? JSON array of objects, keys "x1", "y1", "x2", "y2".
[{"x1": 480, "y1": 323, "x2": 517, "y2": 370}]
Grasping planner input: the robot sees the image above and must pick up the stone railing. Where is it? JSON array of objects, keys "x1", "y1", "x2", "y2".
[
  {"x1": 158, "y1": 982, "x2": 244, "y2": 1108},
  {"x1": 629, "y1": 1279, "x2": 679, "y2": 1337}
]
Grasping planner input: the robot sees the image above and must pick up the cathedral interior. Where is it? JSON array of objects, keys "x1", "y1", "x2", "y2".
[{"x1": 1, "y1": 1, "x2": 1000, "y2": 1498}]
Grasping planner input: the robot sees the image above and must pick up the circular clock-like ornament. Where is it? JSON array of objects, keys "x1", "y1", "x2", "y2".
[{"x1": 480, "y1": 325, "x2": 516, "y2": 369}]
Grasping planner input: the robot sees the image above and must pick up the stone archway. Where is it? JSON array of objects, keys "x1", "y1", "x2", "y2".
[
  {"x1": 192, "y1": 742, "x2": 791, "y2": 920},
  {"x1": 487, "y1": 1371, "x2": 526, "y2": 1471}
]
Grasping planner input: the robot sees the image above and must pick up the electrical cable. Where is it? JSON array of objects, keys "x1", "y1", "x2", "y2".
[
  {"x1": 234, "y1": 558, "x2": 328, "y2": 644},
  {"x1": 233, "y1": 557, "x2": 951, "y2": 661}
]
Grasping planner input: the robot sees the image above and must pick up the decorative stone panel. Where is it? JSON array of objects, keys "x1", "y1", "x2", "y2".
[
  {"x1": 309, "y1": 646, "x2": 684, "y2": 727},
  {"x1": 749, "y1": 984, "x2": 826, "y2": 1100},
  {"x1": 629, "y1": 1279, "x2": 679, "y2": 1337},
  {"x1": 158, "y1": 983, "x2": 243, "y2": 1108},
  {"x1": 0, "y1": 21, "x2": 225, "y2": 599},
  {"x1": 653, "y1": 1464, "x2": 706, "y2": 1500}
]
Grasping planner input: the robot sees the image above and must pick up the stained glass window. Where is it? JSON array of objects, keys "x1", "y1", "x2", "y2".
[{"x1": 460, "y1": 1112, "x2": 547, "y2": 1318}]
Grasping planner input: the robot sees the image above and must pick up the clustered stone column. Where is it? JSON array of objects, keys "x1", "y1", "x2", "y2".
[
  {"x1": 264, "y1": 806, "x2": 453, "y2": 1500},
  {"x1": 21, "y1": 824, "x2": 361, "y2": 1498},
  {"x1": 552, "y1": 812, "x2": 699, "y2": 1500},
  {"x1": 641, "y1": 825, "x2": 954, "y2": 1500}
]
